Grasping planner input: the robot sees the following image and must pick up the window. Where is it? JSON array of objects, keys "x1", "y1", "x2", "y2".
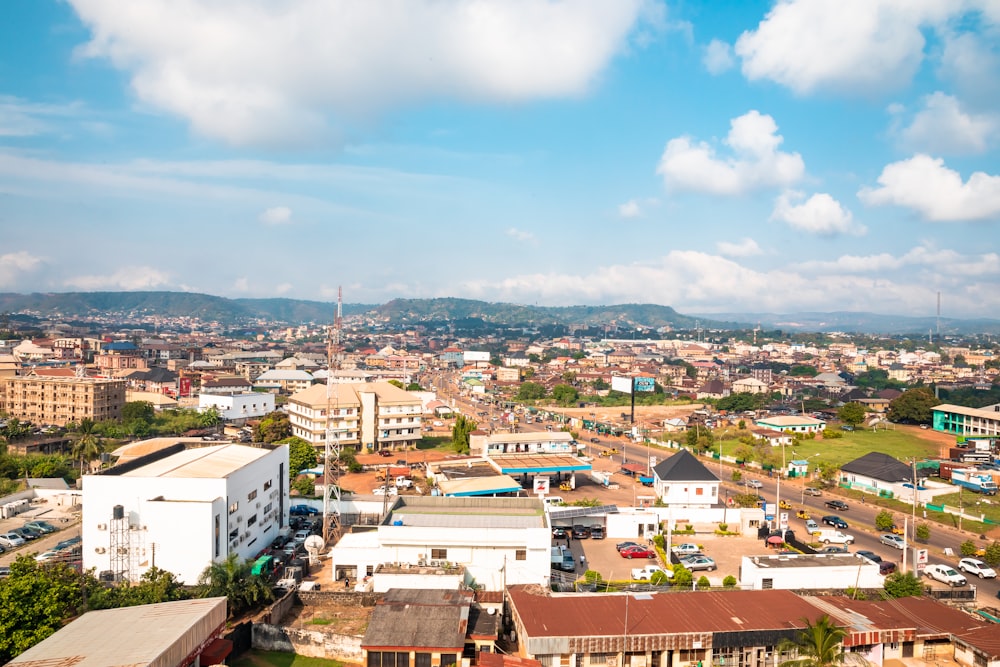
[
  {"x1": 248, "y1": 489, "x2": 257, "y2": 502},
  {"x1": 431, "y1": 548, "x2": 448, "y2": 560},
  {"x1": 264, "y1": 502, "x2": 273, "y2": 514},
  {"x1": 441, "y1": 655, "x2": 457, "y2": 667},
  {"x1": 247, "y1": 514, "x2": 257, "y2": 527},
  {"x1": 515, "y1": 549, "x2": 526, "y2": 561},
  {"x1": 762, "y1": 578, "x2": 773, "y2": 589},
  {"x1": 229, "y1": 501, "x2": 238, "y2": 514},
  {"x1": 264, "y1": 479, "x2": 272, "y2": 491}
]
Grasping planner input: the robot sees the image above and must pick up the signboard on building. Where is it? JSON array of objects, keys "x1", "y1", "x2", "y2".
[
  {"x1": 611, "y1": 376, "x2": 633, "y2": 394},
  {"x1": 634, "y1": 376, "x2": 655, "y2": 392},
  {"x1": 533, "y1": 477, "x2": 550, "y2": 495},
  {"x1": 464, "y1": 351, "x2": 490, "y2": 363},
  {"x1": 913, "y1": 547, "x2": 928, "y2": 572}
]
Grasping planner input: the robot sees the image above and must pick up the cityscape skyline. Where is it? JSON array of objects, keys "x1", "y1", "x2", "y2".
[{"x1": 1, "y1": 1, "x2": 998, "y2": 318}]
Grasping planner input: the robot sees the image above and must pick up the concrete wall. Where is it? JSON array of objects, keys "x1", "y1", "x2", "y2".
[{"x1": 253, "y1": 623, "x2": 364, "y2": 662}]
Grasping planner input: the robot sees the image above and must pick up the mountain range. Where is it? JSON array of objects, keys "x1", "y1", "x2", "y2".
[{"x1": 0, "y1": 292, "x2": 996, "y2": 335}]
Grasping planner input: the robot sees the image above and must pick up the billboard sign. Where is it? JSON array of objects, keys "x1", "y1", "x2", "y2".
[
  {"x1": 533, "y1": 477, "x2": 550, "y2": 495},
  {"x1": 464, "y1": 351, "x2": 490, "y2": 363},
  {"x1": 611, "y1": 376, "x2": 633, "y2": 394},
  {"x1": 634, "y1": 376, "x2": 655, "y2": 392}
]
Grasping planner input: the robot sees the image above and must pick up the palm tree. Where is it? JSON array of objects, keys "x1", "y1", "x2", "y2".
[
  {"x1": 779, "y1": 615, "x2": 846, "y2": 667},
  {"x1": 71, "y1": 418, "x2": 102, "y2": 475},
  {"x1": 198, "y1": 553, "x2": 272, "y2": 617}
]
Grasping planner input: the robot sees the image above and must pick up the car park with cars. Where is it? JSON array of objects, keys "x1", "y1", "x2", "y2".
[
  {"x1": 958, "y1": 558, "x2": 996, "y2": 579},
  {"x1": 825, "y1": 499, "x2": 849, "y2": 511},
  {"x1": 0, "y1": 532, "x2": 26, "y2": 549},
  {"x1": 880, "y1": 534, "x2": 905, "y2": 549},
  {"x1": 822, "y1": 515, "x2": 848, "y2": 529},
  {"x1": 23, "y1": 520, "x2": 56, "y2": 534},
  {"x1": 571, "y1": 525, "x2": 591, "y2": 539},
  {"x1": 924, "y1": 564, "x2": 967, "y2": 587},
  {"x1": 679, "y1": 554, "x2": 717, "y2": 571},
  {"x1": 616, "y1": 541, "x2": 641, "y2": 552}
]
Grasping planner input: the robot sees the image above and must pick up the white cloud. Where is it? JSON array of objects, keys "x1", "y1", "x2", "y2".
[
  {"x1": 506, "y1": 227, "x2": 536, "y2": 242},
  {"x1": 703, "y1": 39, "x2": 734, "y2": 75},
  {"x1": 233, "y1": 277, "x2": 249, "y2": 292},
  {"x1": 899, "y1": 92, "x2": 997, "y2": 155},
  {"x1": 68, "y1": 0, "x2": 656, "y2": 147},
  {"x1": 0, "y1": 251, "x2": 44, "y2": 287},
  {"x1": 0, "y1": 96, "x2": 85, "y2": 137},
  {"x1": 734, "y1": 0, "x2": 960, "y2": 95},
  {"x1": 938, "y1": 28, "x2": 1000, "y2": 108},
  {"x1": 259, "y1": 206, "x2": 293, "y2": 225},
  {"x1": 453, "y1": 249, "x2": 996, "y2": 316},
  {"x1": 64, "y1": 266, "x2": 173, "y2": 290},
  {"x1": 275, "y1": 282, "x2": 293, "y2": 295},
  {"x1": 618, "y1": 200, "x2": 641, "y2": 218},
  {"x1": 716, "y1": 238, "x2": 763, "y2": 257},
  {"x1": 656, "y1": 110, "x2": 804, "y2": 195},
  {"x1": 771, "y1": 191, "x2": 866, "y2": 236},
  {"x1": 859, "y1": 154, "x2": 1000, "y2": 221},
  {"x1": 795, "y1": 245, "x2": 1000, "y2": 277}
]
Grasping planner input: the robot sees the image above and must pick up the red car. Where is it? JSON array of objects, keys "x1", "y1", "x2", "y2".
[{"x1": 619, "y1": 545, "x2": 655, "y2": 559}]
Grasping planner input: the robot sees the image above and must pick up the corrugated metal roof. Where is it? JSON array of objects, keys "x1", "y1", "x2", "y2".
[
  {"x1": 490, "y1": 453, "x2": 591, "y2": 474},
  {"x1": 9, "y1": 597, "x2": 227, "y2": 667},
  {"x1": 122, "y1": 444, "x2": 272, "y2": 478},
  {"x1": 438, "y1": 475, "x2": 524, "y2": 497}
]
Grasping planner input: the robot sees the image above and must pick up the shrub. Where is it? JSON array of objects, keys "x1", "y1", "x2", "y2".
[
  {"x1": 875, "y1": 510, "x2": 895, "y2": 531},
  {"x1": 696, "y1": 576, "x2": 711, "y2": 590},
  {"x1": 722, "y1": 575, "x2": 737, "y2": 588},
  {"x1": 718, "y1": 523, "x2": 728, "y2": 532},
  {"x1": 960, "y1": 540, "x2": 979, "y2": 557},
  {"x1": 915, "y1": 523, "x2": 931, "y2": 542}
]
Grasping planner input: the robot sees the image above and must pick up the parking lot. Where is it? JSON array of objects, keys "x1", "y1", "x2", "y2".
[{"x1": 0, "y1": 503, "x2": 82, "y2": 569}]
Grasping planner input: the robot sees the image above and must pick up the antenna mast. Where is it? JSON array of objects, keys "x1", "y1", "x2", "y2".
[{"x1": 323, "y1": 287, "x2": 344, "y2": 545}]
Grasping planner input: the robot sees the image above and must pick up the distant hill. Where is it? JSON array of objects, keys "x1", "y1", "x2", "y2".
[{"x1": 693, "y1": 310, "x2": 1000, "y2": 335}]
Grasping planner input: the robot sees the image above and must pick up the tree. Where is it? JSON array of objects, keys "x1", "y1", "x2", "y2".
[
  {"x1": 71, "y1": 418, "x2": 102, "y2": 475},
  {"x1": 388, "y1": 379, "x2": 405, "y2": 389},
  {"x1": 983, "y1": 541, "x2": 1000, "y2": 567},
  {"x1": 254, "y1": 411, "x2": 292, "y2": 443},
  {"x1": 198, "y1": 552, "x2": 273, "y2": 618},
  {"x1": 875, "y1": 510, "x2": 895, "y2": 531},
  {"x1": 122, "y1": 400, "x2": 155, "y2": 424},
  {"x1": 670, "y1": 565, "x2": 693, "y2": 588},
  {"x1": 451, "y1": 414, "x2": 477, "y2": 454},
  {"x1": 887, "y1": 388, "x2": 938, "y2": 424},
  {"x1": 883, "y1": 571, "x2": 924, "y2": 598},
  {"x1": 915, "y1": 523, "x2": 931, "y2": 542},
  {"x1": 198, "y1": 406, "x2": 221, "y2": 430},
  {"x1": 283, "y1": 437, "x2": 318, "y2": 477},
  {"x1": 778, "y1": 615, "x2": 846, "y2": 667},
  {"x1": 837, "y1": 402, "x2": 866, "y2": 428},
  {"x1": 406, "y1": 382, "x2": 423, "y2": 391},
  {"x1": 516, "y1": 382, "x2": 546, "y2": 401},
  {"x1": 550, "y1": 384, "x2": 579, "y2": 406},
  {"x1": 0, "y1": 556, "x2": 85, "y2": 662}
]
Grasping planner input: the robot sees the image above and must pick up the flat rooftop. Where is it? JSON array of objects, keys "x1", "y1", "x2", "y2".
[
  {"x1": 489, "y1": 453, "x2": 592, "y2": 474},
  {"x1": 120, "y1": 443, "x2": 272, "y2": 479},
  {"x1": 385, "y1": 496, "x2": 545, "y2": 529},
  {"x1": 744, "y1": 553, "x2": 875, "y2": 569}
]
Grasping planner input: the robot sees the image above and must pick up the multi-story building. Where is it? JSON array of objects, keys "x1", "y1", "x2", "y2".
[
  {"x1": 198, "y1": 391, "x2": 275, "y2": 423},
  {"x1": 287, "y1": 381, "x2": 422, "y2": 453},
  {"x1": 933, "y1": 403, "x2": 1000, "y2": 436},
  {"x1": 95, "y1": 340, "x2": 146, "y2": 372},
  {"x1": 0, "y1": 374, "x2": 126, "y2": 426},
  {"x1": 82, "y1": 442, "x2": 289, "y2": 584}
]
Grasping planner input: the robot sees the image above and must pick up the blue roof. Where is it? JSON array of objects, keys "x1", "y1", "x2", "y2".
[{"x1": 104, "y1": 341, "x2": 138, "y2": 351}]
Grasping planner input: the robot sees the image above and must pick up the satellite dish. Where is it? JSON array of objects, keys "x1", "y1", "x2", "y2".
[{"x1": 304, "y1": 535, "x2": 324, "y2": 554}]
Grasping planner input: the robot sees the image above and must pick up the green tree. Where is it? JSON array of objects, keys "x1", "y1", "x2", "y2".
[
  {"x1": 198, "y1": 406, "x2": 221, "y2": 430},
  {"x1": 406, "y1": 382, "x2": 423, "y2": 391},
  {"x1": 292, "y1": 476, "x2": 315, "y2": 496},
  {"x1": 198, "y1": 553, "x2": 273, "y2": 618},
  {"x1": 983, "y1": 541, "x2": 1000, "y2": 567},
  {"x1": 516, "y1": 382, "x2": 547, "y2": 401},
  {"x1": 874, "y1": 510, "x2": 895, "y2": 531},
  {"x1": 122, "y1": 400, "x2": 155, "y2": 424},
  {"x1": 451, "y1": 414, "x2": 477, "y2": 454},
  {"x1": 722, "y1": 574, "x2": 737, "y2": 588},
  {"x1": 915, "y1": 523, "x2": 930, "y2": 542},
  {"x1": 283, "y1": 437, "x2": 318, "y2": 477},
  {"x1": 959, "y1": 540, "x2": 979, "y2": 558},
  {"x1": 778, "y1": 615, "x2": 846, "y2": 667},
  {"x1": 696, "y1": 575, "x2": 711, "y2": 590},
  {"x1": 883, "y1": 571, "x2": 924, "y2": 598},
  {"x1": 550, "y1": 384, "x2": 579, "y2": 406},
  {"x1": 789, "y1": 365, "x2": 819, "y2": 377},
  {"x1": 254, "y1": 411, "x2": 292, "y2": 443},
  {"x1": 0, "y1": 556, "x2": 85, "y2": 662},
  {"x1": 388, "y1": 379, "x2": 405, "y2": 389},
  {"x1": 71, "y1": 418, "x2": 102, "y2": 475},
  {"x1": 837, "y1": 402, "x2": 866, "y2": 427},
  {"x1": 671, "y1": 565, "x2": 693, "y2": 588},
  {"x1": 887, "y1": 387, "x2": 938, "y2": 424}
]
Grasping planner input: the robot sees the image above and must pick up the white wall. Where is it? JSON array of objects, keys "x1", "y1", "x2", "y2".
[
  {"x1": 199, "y1": 392, "x2": 275, "y2": 421},
  {"x1": 655, "y1": 479, "x2": 719, "y2": 507},
  {"x1": 739, "y1": 555, "x2": 885, "y2": 590}
]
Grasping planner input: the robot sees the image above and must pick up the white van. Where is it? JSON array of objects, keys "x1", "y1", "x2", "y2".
[{"x1": 544, "y1": 496, "x2": 564, "y2": 506}]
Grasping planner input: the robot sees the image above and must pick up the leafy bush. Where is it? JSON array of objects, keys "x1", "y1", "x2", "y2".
[
  {"x1": 696, "y1": 576, "x2": 711, "y2": 590},
  {"x1": 671, "y1": 565, "x2": 693, "y2": 588},
  {"x1": 875, "y1": 510, "x2": 895, "y2": 531},
  {"x1": 722, "y1": 575, "x2": 737, "y2": 588},
  {"x1": 960, "y1": 540, "x2": 979, "y2": 557},
  {"x1": 915, "y1": 523, "x2": 931, "y2": 542}
]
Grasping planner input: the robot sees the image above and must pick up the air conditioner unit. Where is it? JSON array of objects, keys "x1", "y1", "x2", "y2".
[
  {"x1": 256, "y1": 502, "x2": 261, "y2": 509},
  {"x1": 95, "y1": 546, "x2": 106, "y2": 554},
  {"x1": 96, "y1": 523, "x2": 107, "y2": 530},
  {"x1": 236, "y1": 516, "x2": 243, "y2": 522}
]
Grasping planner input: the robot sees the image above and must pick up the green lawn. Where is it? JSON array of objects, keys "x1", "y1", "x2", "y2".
[
  {"x1": 773, "y1": 429, "x2": 940, "y2": 469},
  {"x1": 230, "y1": 650, "x2": 348, "y2": 667}
]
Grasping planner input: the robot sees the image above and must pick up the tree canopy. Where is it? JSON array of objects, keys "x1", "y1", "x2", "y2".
[
  {"x1": 887, "y1": 387, "x2": 938, "y2": 424},
  {"x1": 281, "y1": 436, "x2": 318, "y2": 476},
  {"x1": 254, "y1": 411, "x2": 293, "y2": 443},
  {"x1": 837, "y1": 402, "x2": 867, "y2": 427},
  {"x1": 778, "y1": 615, "x2": 846, "y2": 667},
  {"x1": 516, "y1": 382, "x2": 547, "y2": 401}
]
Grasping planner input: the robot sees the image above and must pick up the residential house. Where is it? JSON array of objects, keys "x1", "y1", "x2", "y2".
[{"x1": 650, "y1": 449, "x2": 719, "y2": 507}]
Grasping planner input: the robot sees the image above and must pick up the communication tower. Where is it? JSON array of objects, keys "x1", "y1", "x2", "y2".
[{"x1": 323, "y1": 287, "x2": 345, "y2": 544}]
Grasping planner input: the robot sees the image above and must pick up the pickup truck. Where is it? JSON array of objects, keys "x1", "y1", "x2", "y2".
[
  {"x1": 816, "y1": 529, "x2": 854, "y2": 545},
  {"x1": 631, "y1": 565, "x2": 671, "y2": 581}
]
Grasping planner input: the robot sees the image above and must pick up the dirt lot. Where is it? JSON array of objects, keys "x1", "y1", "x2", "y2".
[{"x1": 551, "y1": 404, "x2": 705, "y2": 428}]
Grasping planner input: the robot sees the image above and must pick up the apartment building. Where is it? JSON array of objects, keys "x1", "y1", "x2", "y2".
[
  {"x1": 0, "y1": 375, "x2": 126, "y2": 426},
  {"x1": 287, "y1": 381, "x2": 422, "y2": 454}
]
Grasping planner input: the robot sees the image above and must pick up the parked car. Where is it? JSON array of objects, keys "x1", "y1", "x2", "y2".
[
  {"x1": 377, "y1": 449, "x2": 393, "y2": 457},
  {"x1": 289, "y1": 504, "x2": 318, "y2": 516},
  {"x1": 671, "y1": 543, "x2": 701, "y2": 555},
  {"x1": 958, "y1": 558, "x2": 997, "y2": 579},
  {"x1": 804, "y1": 487, "x2": 822, "y2": 497},
  {"x1": 825, "y1": 499, "x2": 849, "y2": 511},
  {"x1": 571, "y1": 525, "x2": 591, "y2": 539},
  {"x1": 23, "y1": 520, "x2": 56, "y2": 534},
  {"x1": 0, "y1": 532, "x2": 26, "y2": 549},
  {"x1": 552, "y1": 527, "x2": 567, "y2": 539},
  {"x1": 679, "y1": 554, "x2": 717, "y2": 571},
  {"x1": 589, "y1": 525, "x2": 605, "y2": 540},
  {"x1": 619, "y1": 545, "x2": 655, "y2": 559},
  {"x1": 855, "y1": 550, "x2": 882, "y2": 563},
  {"x1": 616, "y1": 541, "x2": 641, "y2": 552},
  {"x1": 880, "y1": 534, "x2": 906, "y2": 549},
  {"x1": 924, "y1": 564, "x2": 967, "y2": 587},
  {"x1": 818, "y1": 531, "x2": 854, "y2": 545},
  {"x1": 822, "y1": 515, "x2": 849, "y2": 529},
  {"x1": 879, "y1": 562, "x2": 897, "y2": 575}
]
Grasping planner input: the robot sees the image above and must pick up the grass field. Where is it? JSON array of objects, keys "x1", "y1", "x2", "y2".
[
  {"x1": 230, "y1": 650, "x2": 349, "y2": 667},
  {"x1": 766, "y1": 429, "x2": 940, "y2": 469}
]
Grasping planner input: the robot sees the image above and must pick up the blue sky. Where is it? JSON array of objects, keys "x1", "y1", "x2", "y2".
[{"x1": 1, "y1": 1, "x2": 999, "y2": 318}]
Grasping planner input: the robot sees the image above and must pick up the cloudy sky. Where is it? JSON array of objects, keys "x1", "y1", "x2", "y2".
[{"x1": 1, "y1": 1, "x2": 999, "y2": 318}]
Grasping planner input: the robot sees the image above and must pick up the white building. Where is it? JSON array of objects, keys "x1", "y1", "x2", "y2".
[
  {"x1": 198, "y1": 391, "x2": 275, "y2": 422},
  {"x1": 470, "y1": 430, "x2": 578, "y2": 457},
  {"x1": 754, "y1": 415, "x2": 827, "y2": 434},
  {"x1": 740, "y1": 553, "x2": 885, "y2": 590},
  {"x1": 82, "y1": 443, "x2": 290, "y2": 585},
  {"x1": 327, "y1": 496, "x2": 551, "y2": 592}
]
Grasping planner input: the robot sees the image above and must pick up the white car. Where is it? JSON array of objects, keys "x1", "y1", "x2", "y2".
[
  {"x1": 819, "y1": 531, "x2": 854, "y2": 545},
  {"x1": 671, "y1": 543, "x2": 701, "y2": 555},
  {"x1": 880, "y1": 534, "x2": 905, "y2": 549},
  {"x1": 372, "y1": 485, "x2": 398, "y2": 497},
  {"x1": 0, "y1": 532, "x2": 25, "y2": 549},
  {"x1": 958, "y1": 558, "x2": 997, "y2": 579},
  {"x1": 924, "y1": 563, "x2": 967, "y2": 587},
  {"x1": 745, "y1": 479, "x2": 763, "y2": 489}
]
